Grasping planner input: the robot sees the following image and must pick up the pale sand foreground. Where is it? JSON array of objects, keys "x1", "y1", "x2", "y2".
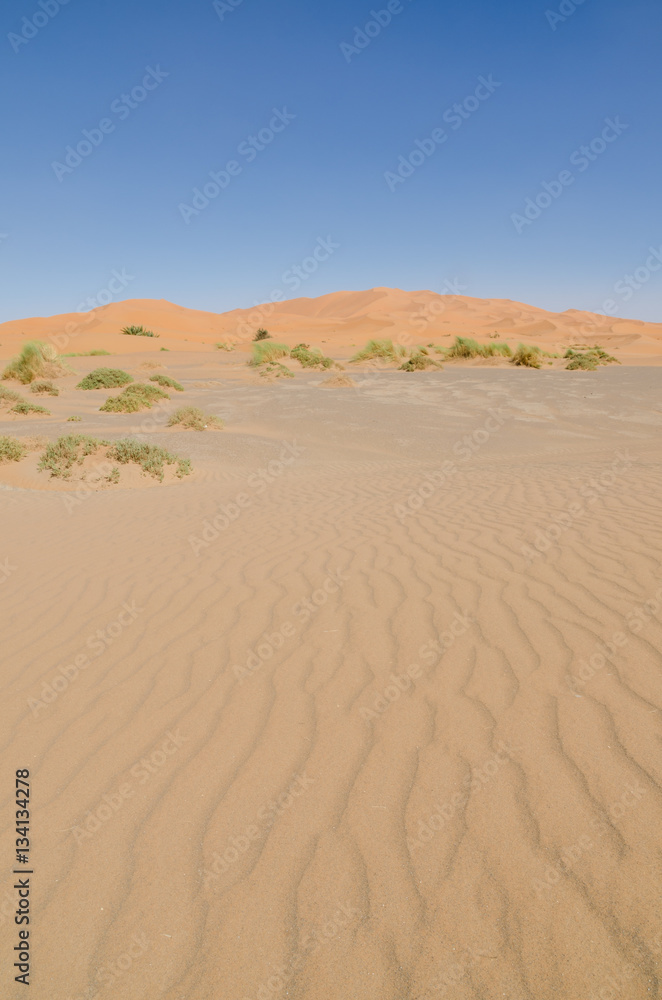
[{"x1": 1, "y1": 366, "x2": 662, "y2": 999}]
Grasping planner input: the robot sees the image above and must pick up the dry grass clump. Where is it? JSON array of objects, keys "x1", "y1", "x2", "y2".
[
  {"x1": 67, "y1": 415, "x2": 82, "y2": 422},
  {"x1": 565, "y1": 346, "x2": 619, "y2": 370},
  {"x1": 106, "y1": 439, "x2": 191, "y2": 481},
  {"x1": 320, "y1": 374, "x2": 357, "y2": 388},
  {"x1": 0, "y1": 386, "x2": 22, "y2": 406},
  {"x1": 399, "y1": 351, "x2": 443, "y2": 371},
  {"x1": 168, "y1": 407, "x2": 223, "y2": 431},
  {"x1": 214, "y1": 341, "x2": 235, "y2": 352},
  {"x1": 38, "y1": 435, "x2": 108, "y2": 478},
  {"x1": 121, "y1": 325, "x2": 159, "y2": 338},
  {"x1": 2, "y1": 341, "x2": 69, "y2": 384},
  {"x1": 350, "y1": 339, "x2": 405, "y2": 363},
  {"x1": 249, "y1": 342, "x2": 290, "y2": 366},
  {"x1": 77, "y1": 368, "x2": 133, "y2": 390},
  {"x1": 11, "y1": 401, "x2": 51, "y2": 416},
  {"x1": 30, "y1": 381, "x2": 59, "y2": 396},
  {"x1": 444, "y1": 337, "x2": 512, "y2": 359},
  {"x1": 290, "y1": 344, "x2": 334, "y2": 369},
  {"x1": 259, "y1": 362, "x2": 294, "y2": 379},
  {"x1": 0, "y1": 436, "x2": 27, "y2": 463},
  {"x1": 100, "y1": 383, "x2": 169, "y2": 413},
  {"x1": 149, "y1": 374, "x2": 183, "y2": 391},
  {"x1": 511, "y1": 344, "x2": 542, "y2": 368}
]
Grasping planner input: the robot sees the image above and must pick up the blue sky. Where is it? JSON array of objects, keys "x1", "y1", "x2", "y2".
[{"x1": 1, "y1": 0, "x2": 660, "y2": 322}]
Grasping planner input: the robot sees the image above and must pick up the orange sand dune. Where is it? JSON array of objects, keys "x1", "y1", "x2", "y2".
[{"x1": 1, "y1": 288, "x2": 661, "y2": 363}]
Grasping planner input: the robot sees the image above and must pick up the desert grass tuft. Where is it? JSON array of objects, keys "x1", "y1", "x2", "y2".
[
  {"x1": 30, "y1": 381, "x2": 59, "y2": 396},
  {"x1": 3, "y1": 341, "x2": 69, "y2": 384},
  {"x1": 214, "y1": 341, "x2": 235, "y2": 351},
  {"x1": 67, "y1": 415, "x2": 82, "y2": 422},
  {"x1": 167, "y1": 406, "x2": 223, "y2": 431},
  {"x1": 106, "y1": 439, "x2": 191, "y2": 480},
  {"x1": 444, "y1": 336, "x2": 512, "y2": 359},
  {"x1": 77, "y1": 368, "x2": 133, "y2": 390},
  {"x1": 63, "y1": 350, "x2": 111, "y2": 357},
  {"x1": 38, "y1": 435, "x2": 107, "y2": 478},
  {"x1": 511, "y1": 343, "x2": 542, "y2": 368},
  {"x1": 0, "y1": 436, "x2": 27, "y2": 463},
  {"x1": 149, "y1": 374, "x2": 183, "y2": 391},
  {"x1": 290, "y1": 343, "x2": 334, "y2": 369},
  {"x1": 121, "y1": 325, "x2": 159, "y2": 338},
  {"x1": 350, "y1": 339, "x2": 401, "y2": 363},
  {"x1": 100, "y1": 383, "x2": 169, "y2": 413},
  {"x1": 399, "y1": 352, "x2": 443, "y2": 371},
  {"x1": 0, "y1": 386, "x2": 22, "y2": 406},
  {"x1": 253, "y1": 328, "x2": 271, "y2": 341},
  {"x1": 248, "y1": 342, "x2": 290, "y2": 366},
  {"x1": 11, "y1": 401, "x2": 51, "y2": 415}
]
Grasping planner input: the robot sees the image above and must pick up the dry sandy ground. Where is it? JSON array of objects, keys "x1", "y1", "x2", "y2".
[{"x1": 1, "y1": 358, "x2": 662, "y2": 999}]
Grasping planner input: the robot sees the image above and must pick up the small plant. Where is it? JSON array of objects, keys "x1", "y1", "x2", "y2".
[
  {"x1": 38, "y1": 435, "x2": 107, "y2": 479},
  {"x1": 11, "y1": 401, "x2": 51, "y2": 415},
  {"x1": 100, "y1": 383, "x2": 169, "y2": 413},
  {"x1": 350, "y1": 339, "x2": 399, "y2": 363},
  {"x1": 259, "y1": 362, "x2": 294, "y2": 379},
  {"x1": 290, "y1": 344, "x2": 334, "y2": 369},
  {"x1": 215, "y1": 341, "x2": 235, "y2": 351},
  {"x1": 3, "y1": 341, "x2": 69, "y2": 384},
  {"x1": 67, "y1": 415, "x2": 82, "y2": 422},
  {"x1": 0, "y1": 436, "x2": 27, "y2": 463},
  {"x1": 30, "y1": 381, "x2": 59, "y2": 396},
  {"x1": 511, "y1": 344, "x2": 542, "y2": 368},
  {"x1": 444, "y1": 337, "x2": 512, "y2": 360},
  {"x1": 121, "y1": 325, "x2": 159, "y2": 338},
  {"x1": 106, "y1": 439, "x2": 191, "y2": 481},
  {"x1": 399, "y1": 352, "x2": 443, "y2": 371},
  {"x1": 0, "y1": 386, "x2": 21, "y2": 406},
  {"x1": 253, "y1": 328, "x2": 271, "y2": 341},
  {"x1": 565, "y1": 346, "x2": 619, "y2": 370},
  {"x1": 149, "y1": 374, "x2": 183, "y2": 391},
  {"x1": 249, "y1": 342, "x2": 290, "y2": 367},
  {"x1": 76, "y1": 368, "x2": 133, "y2": 390},
  {"x1": 168, "y1": 407, "x2": 223, "y2": 431},
  {"x1": 63, "y1": 350, "x2": 111, "y2": 357},
  {"x1": 160, "y1": 347, "x2": 169, "y2": 352}
]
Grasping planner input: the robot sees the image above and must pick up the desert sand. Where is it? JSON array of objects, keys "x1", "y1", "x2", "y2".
[{"x1": 1, "y1": 291, "x2": 662, "y2": 999}]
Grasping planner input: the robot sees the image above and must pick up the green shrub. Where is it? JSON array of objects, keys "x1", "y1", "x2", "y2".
[
  {"x1": 30, "y1": 381, "x2": 59, "y2": 396},
  {"x1": 565, "y1": 346, "x2": 619, "y2": 370},
  {"x1": 100, "y1": 383, "x2": 169, "y2": 413},
  {"x1": 350, "y1": 339, "x2": 399, "y2": 363},
  {"x1": 106, "y1": 439, "x2": 191, "y2": 481},
  {"x1": 0, "y1": 436, "x2": 26, "y2": 463},
  {"x1": 77, "y1": 368, "x2": 133, "y2": 390},
  {"x1": 253, "y1": 328, "x2": 271, "y2": 341},
  {"x1": 38, "y1": 435, "x2": 107, "y2": 478},
  {"x1": 511, "y1": 344, "x2": 542, "y2": 368},
  {"x1": 0, "y1": 386, "x2": 21, "y2": 406},
  {"x1": 249, "y1": 342, "x2": 290, "y2": 366},
  {"x1": 3, "y1": 341, "x2": 68, "y2": 384},
  {"x1": 167, "y1": 406, "x2": 223, "y2": 431},
  {"x1": 149, "y1": 374, "x2": 183, "y2": 391},
  {"x1": 445, "y1": 336, "x2": 512, "y2": 359},
  {"x1": 11, "y1": 401, "x2": 50, "y2": 415},
  {"x1": 290, "y1": 344, "x2": 334, "y2": 369},
  {"x1": 121, "y1": 325, "x2": 158, "y2": 338},
  {"x1": 63, "y1": 350, "x2": 110, "y2": 357}
]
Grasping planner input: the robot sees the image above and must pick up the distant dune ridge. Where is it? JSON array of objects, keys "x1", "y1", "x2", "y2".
[{"x1": 0, "y1": 287, "x2": 661, "y2": 362}]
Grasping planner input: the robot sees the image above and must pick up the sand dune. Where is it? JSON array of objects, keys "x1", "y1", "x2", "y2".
[
  {"x1": 1, "y1": 356, "x2": 661, "y2": 998},
  {"x1": 1, "y1": 287, "x2": 661, "y2": 364}
]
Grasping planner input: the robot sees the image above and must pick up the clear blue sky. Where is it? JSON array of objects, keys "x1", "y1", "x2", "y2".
[{"x1": 1, "y1": 0, "x2": 660, "y2": 322}]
